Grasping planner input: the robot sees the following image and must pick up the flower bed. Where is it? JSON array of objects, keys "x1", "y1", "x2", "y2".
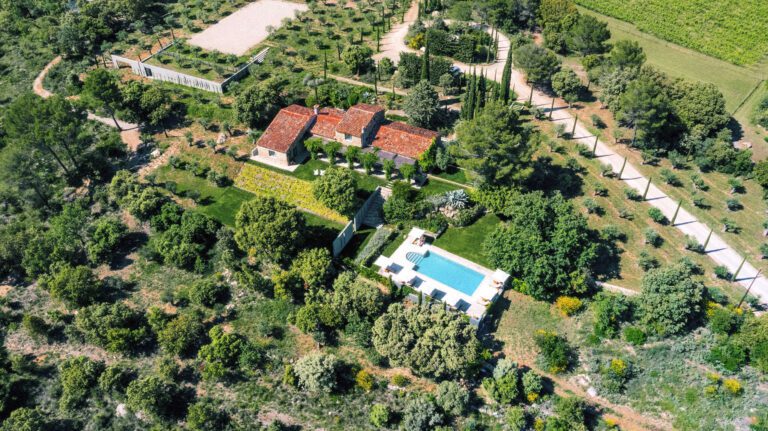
[{"x1": 235, "y1": 164, "x2": 347, "y2": 224}]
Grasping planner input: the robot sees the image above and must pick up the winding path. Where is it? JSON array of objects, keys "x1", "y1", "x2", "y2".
[
  {"x1": 33, "y1": 56, "x2": 142, "y2": 151},
  {"x1": 376, "y1": 5, "x2": 768, "y2": 305}
]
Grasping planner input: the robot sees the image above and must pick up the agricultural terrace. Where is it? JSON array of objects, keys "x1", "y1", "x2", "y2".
[
  {"x1": 188, "y1": 0, "x2": 309, "y2": 56},
  {"x1": 144, "y1": 40, "x2": 247, "y2": 82},
  {"x1": 235, "y1": 162, "x2": 348, "y2": 224},
  {"x1": 575, "y1": 0, "x2": 768, "y2": 66}
]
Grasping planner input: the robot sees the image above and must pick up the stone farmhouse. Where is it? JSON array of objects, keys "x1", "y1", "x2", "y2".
[{"x1": 251, "y1": 103, "x2": 440, "y2": 169}]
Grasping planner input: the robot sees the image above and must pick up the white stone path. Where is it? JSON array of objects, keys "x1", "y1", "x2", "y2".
[{"x1": 376, "y1": 3, "x2": 767, "y2": 304}]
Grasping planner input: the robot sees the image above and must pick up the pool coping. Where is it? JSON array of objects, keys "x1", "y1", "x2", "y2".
[{"x1": 375, "y1": 227, "x2": 510, "y2": 325}]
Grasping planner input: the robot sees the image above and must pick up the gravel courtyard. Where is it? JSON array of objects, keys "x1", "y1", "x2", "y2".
[{"x1": 188, "y1": 0, "x2": 308, "y2": 56}]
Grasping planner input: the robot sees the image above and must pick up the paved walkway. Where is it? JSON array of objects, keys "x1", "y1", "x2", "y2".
[
  {"x1": 376, "y1": 5, "x2": 768, "y2": 305},
  {"x1": 33, "y1": 56, "x2": 142, "y2": 151}
]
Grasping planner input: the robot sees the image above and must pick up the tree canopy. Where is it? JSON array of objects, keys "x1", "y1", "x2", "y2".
[
  {"x1": 513, "y1": 44, "x2": 561, "y2": 87},
  {"x1": 484, "y1": 191, "x2": 597, "y2": 301},
  {"x1": 234, "y1": 197, "x2": 306, "y2": 266},
  {"x1": 638, "y1": 263, "x2": 706, "y2": 336},
  {"x1": 371, "y1": 303, "x2": 480, "y2": 379},
  {"x1": 453, "y1": 101, "x2": 535, "y2": 185},
  {"x1": 312, "y1": 166, "x2": 358, "y2": 217},
  {"x1": 403, "y1": 80, "x2": 441, "y2": 129}
]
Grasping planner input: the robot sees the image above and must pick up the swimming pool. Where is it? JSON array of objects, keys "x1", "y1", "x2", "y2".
[{"x1": 406, "y1": 250, "x2": 485, "y2": 296}]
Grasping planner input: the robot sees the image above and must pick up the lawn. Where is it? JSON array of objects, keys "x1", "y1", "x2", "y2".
[
  {"x1": 432, "y1": 214, "x2": 501, "y2": 269},
  {"x1": 154, "y1": 165, "x2": 254, "y2": 226},
  {"x1": 575, "y1": 8, "x2": 765, "y2": 114}
]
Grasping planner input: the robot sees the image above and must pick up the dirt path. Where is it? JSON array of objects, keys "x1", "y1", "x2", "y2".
[
  {"x1": 375, "y1": 3, "x2": 768, "y2": 305},
  {"x1": 34, "y1": 56, "x2": 142, "y2": 151}
]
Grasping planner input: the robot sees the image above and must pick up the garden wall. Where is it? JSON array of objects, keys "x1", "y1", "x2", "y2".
[
  {"x1": 111, "y1": 55, "x2": 224, "y2": 93},
  {"x1": 332, "y1": 186, "x2": 385, "y2": 256}
]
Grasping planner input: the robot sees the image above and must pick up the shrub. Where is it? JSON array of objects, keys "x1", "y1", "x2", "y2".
[
  {"x1": 692, "y1": 195, "x2": 708, "y2": 208},
  {"x1": 534, "y1": 330, "x2": 574, "y2": 373},
  {"x1": 761, "y1": 243, "x2": 768, "y2": 259},
  {"x1": 709, "y1": 307, "x2": 741, "y2": 335},
  {"x1": 126, "y1": 375, "x2": 177, "y2": 419},
  {"x1": 600, "y1": 358, "x2": 633, "y2": 394},
  {"x1": 643, "y1": 228, "x2": 662, "y2": 247},
  {"x1": 725, "y1": 198, "x2": 742, "y2": 211},
  {"x1": 522, "y1": 370, "x2": 543, "y2": 402},
  {"x1": 505, "y1": 406, "x2": 527, "y2": 431},
  {"x1": 582, "y1": 198, "x2": 601, "y2": 215},
  {"x1": 294, "y1": 352, "x2": 339, "y2": 393},
  {"x1": 622, "y1": 326, "x2": 646, "y2": 345},
  {"x1": 592, "y1": 293, "x2": 630, "y2": 338},
  {"x1": 723, "y1": 378, "x2": 743, "y2": 395},
  {"x1": 624, "y1": 187, "x2": 641, "y2": 201},
  {"x1": 391, "y1": 374, "x2": 409, "y2": 387},
  {"x1": 647, "y1": 207, "x2": 667, "y2": 224},
  {"x1": 721, "y1": 217, "x2": 739, "y2": 233},
  {"x1": 714, "y1": 265, "x2": 731, "y2": 279},
  {"x1": 435, "y1": 381, "x2": 470, "y2": 416},
  {"x1": 708, "y1": 339, "x2": 747, "y2": 372},
  {"x1": 188, "y1": 278, "x2": 229, "y2": 307},
  {"x1": 401, "y1": 396, "x2": 444, "y2": 431},
  {"x1": 659, "y1": 168, "x2": 681, "y2": 186},
  {"x1": 638, "y1": 249, "x2": 659, "y2": 271},
  {"x1": 594, "y1": 184, "x2": 609, "y2": 196},
  {"x1": 369, "y1": 404, "x2": 391, "y2": 427},
  {"x1": 555, "y1": 296, "x2": 583, "y2": 316},
  {"x1": 684, "y1": 235, "x2": 705, "y2": 253},
  {"x1": 22, "y1": 314, "x2": 48, "y2": 341},
  {"x1": 355, "y1": 369, "x2": 374, "y2": 392}
]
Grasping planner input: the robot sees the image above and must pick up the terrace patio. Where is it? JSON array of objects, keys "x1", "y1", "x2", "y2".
[{"x1": 374, "y1": 227, "x2": 509, "y2": 326}]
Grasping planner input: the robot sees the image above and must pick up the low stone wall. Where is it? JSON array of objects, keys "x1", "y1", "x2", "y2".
[{"x1": 332, "y1": 186, "x2": 384, "y2": 256}]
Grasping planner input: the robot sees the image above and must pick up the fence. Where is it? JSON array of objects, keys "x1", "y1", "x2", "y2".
[
  {"x1": 111, "y1": 46, "x2": 269, "y2": 94},
  {"x1": 332, "y1": 186, "x2": 384, "y2": 256}
]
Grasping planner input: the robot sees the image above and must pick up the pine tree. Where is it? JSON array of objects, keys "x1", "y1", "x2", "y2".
[{"x1": 500, "y1": 47, "x2": 513, "y2": 104}]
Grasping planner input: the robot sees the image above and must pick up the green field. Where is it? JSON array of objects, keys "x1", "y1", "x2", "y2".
[
  {"x1": 576, "y1": 7, "x2": 765, "y2": 114},
  {"x1": 575, "y1": 0, "x2": 768, "y2": 66}
]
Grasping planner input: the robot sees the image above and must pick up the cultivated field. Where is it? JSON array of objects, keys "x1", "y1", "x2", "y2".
[
  {"x1": 575, "y1": 0, "x2": 768, "y2": 66},
  {"x1": 189, "y1": 0, "x2": 309, "y2": 55}
]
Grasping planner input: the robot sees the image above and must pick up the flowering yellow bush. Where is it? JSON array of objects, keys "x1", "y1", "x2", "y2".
[
  {"x1": 235, "y1": 164, "x2": 347, "y2": 224},
  {"x1": 526, "y1": 392, "x2": 539, "y2": 403},
  {"x1": 723, "y1": 378, "x2": 743, "y2": 395},
  {"x1": 356, "y1": 370, "x2": 374, "y2": 392},
  {"x1": 555, "y1": 296, "x2": 583, "y2": 316}
]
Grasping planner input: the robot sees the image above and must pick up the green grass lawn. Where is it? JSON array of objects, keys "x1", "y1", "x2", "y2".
[
  {"x1": 155, "y1": 165, "x2": 345, "y2": 232},
  {"x1": 431, "y1": 166, "x2": 471, "y2": 185},
  {"x1": 432, "y1": 214, "x2": 501, "y2": 268},
  {"x1": 577, "y1": 7, "x2": 765, "y2": 113}
]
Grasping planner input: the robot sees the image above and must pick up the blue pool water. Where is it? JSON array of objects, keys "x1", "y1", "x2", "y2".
[{"x1": 406, "y1": 250, "x2": 485, "y2": 296}]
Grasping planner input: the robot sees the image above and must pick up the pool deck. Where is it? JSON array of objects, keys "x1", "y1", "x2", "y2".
[{"x1": 374, "y1": 228, "x2": 510, "y2": 326}]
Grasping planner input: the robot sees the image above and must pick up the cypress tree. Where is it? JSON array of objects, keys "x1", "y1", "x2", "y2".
[
  {"x1": 500, "y1": 46, "x2": 513, "y2": 104},
  {"x1": 420, "y1": 35, "x2": 430, "y2": 82},
  {"x1": 462, "y1": 70, "x2": 477, "y2": 120},
  {"x1": 477, "y1": 71, "x2": 487, "y2": 110},
  {"x1": 323, "y1": 50, "x2": 328, "y2": 80}
]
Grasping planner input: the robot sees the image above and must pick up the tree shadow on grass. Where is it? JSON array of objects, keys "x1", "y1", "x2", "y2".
[{"x1": 525, "y1": 156, "x2": 584, "y2": 199}]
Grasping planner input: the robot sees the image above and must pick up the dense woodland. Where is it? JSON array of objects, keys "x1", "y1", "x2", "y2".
[{"x1": 2, "y1": 0, "x2": 768, "y2": 430}]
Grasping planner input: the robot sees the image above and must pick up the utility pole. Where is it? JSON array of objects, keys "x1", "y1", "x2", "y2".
[
  {"x1": 592, "y1": 135, "x2": 599, "y2": 156},
  {"x1": 528, "y1": 87, "x2": 533, "y2": 105}
]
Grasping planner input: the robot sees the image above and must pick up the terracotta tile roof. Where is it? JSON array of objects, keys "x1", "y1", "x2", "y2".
[
  {"x1": 336, "y1": 104, "x2": 384, "y2": 137},
  {"x1": 256, "y1": 105, "x2": 314, "y2": 152},
  {"x1": 309, "y1": 107, "x2": 344, "y2": 140},
  {"x1": 373, "y1": 121, "x2": 439, "y2": 159}
]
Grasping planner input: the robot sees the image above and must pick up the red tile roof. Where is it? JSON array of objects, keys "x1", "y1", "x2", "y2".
[
  {"x1": 309, "y1": 107, "x2": 344, "y2": 140},
  {"x1": 373, "y1": 121, "x2": 439, "y2": 159},
  {"x1": 256, "y1": 105, "x2": 314, "y2": 152},
  {"x1": 336, "y1": 104, "x2": 384, "y2": 137}
]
